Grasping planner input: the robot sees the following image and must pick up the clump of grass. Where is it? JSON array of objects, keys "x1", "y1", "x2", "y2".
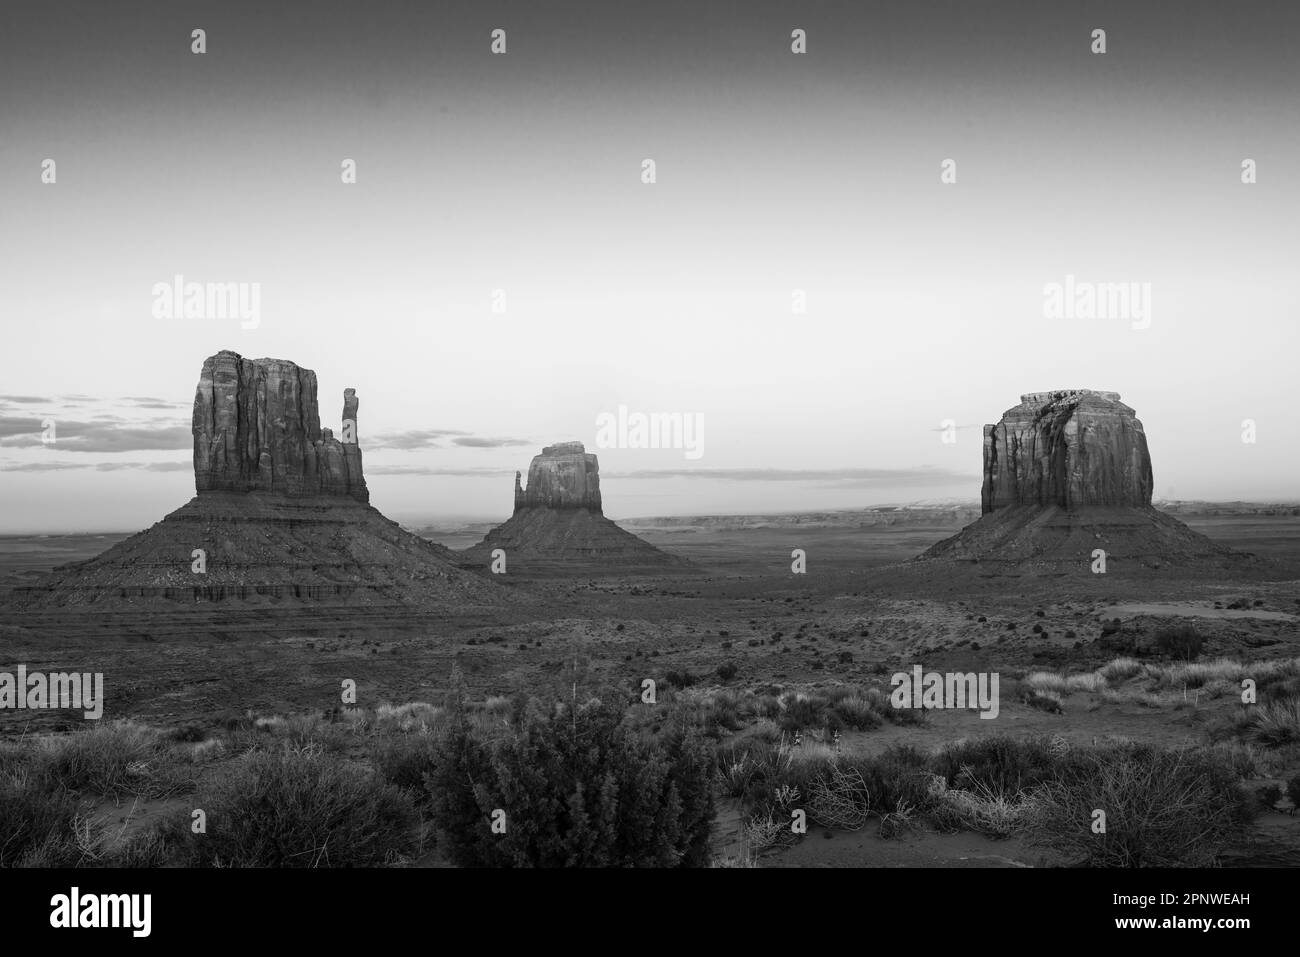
[
  {"x1": 829, "y1": 693, "x2": 883, "y2": 731},
  {"x1": 1148, "y1": 658, "x2": 1244, "y2": 690},
  {"x1": 0, "y1": 750, "x2": 81, "y2": 866},
  {"x1": 1022, "y1": 689, "x2": 1063, "y2": 714},
  {"x1": 1026, "y1": 671, "x2": 1107, "y2": 695},
  {"x1": 1251, "y1": 700, "x2": 1300, "y2": 747},
  {"x1": 932, "y1": 736, "x2": 1060, "y2": 794},
  {"x1": 40, "y1": 720, "x2": 192, "y2": 798},
  {"x1": 374, "y1": 702, "x2": 443, "y2": 734},
  {"x1": 1205, "y1": 699, "x2": 1300, "y2": 749},
  {"x1": 1098, "y1": 657, "x2": 1144, "y2": 683},
  {"x1": 1025, "y1": 672, "x2": 1068, "y2": 694}
]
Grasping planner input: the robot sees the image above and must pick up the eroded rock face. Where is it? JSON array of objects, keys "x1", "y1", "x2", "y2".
[
  {"x1": 513, "y1": 441, "x2": 601, "y2": 512},
  {"x1": 192, "y1": 350, "x2": 368, "y2": 502},
  {"x1": 982, "y1": 390, "x2": 1152, "y2": 513}
]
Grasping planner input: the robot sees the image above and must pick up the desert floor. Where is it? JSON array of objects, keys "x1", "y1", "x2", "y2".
[{"x1": 3, "y1": 511, "x2": 1298, "y2": 866}]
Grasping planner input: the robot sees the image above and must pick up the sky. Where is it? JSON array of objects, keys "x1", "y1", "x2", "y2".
[{"x1": 1, "y1": 0, "x2": 1297, "y2": 533}]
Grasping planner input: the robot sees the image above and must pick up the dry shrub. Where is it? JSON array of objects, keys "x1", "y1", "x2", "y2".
[
  {"x1": 1035, "y1": 744, "x2": 1253, "y2": 867},
  {"x1": 806, "y1": 764, "x2": 871, "y2": 830}
]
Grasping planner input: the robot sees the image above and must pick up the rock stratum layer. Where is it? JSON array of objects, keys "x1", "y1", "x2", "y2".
[
  {"x1": 194, "y1": 350, "x2": 368, "y2": 502},
  {"x1": 982, "y1": 390, "x2": 1153, "y2": 513},
  {"x1": 9, "y1": 351, "x2": 499, "y2": 608},
  {"x1": 921, "y1": 390, "x2": 1248, "y2": 571},
  {"x1": 462, "y1": 442, "x2": 688, "y2": 574}
]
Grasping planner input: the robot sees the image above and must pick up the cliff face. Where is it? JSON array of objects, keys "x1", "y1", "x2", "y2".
[
  {"x1": 513, "y1": 441, "x2": 601, "y2": 512},
  {"x1": 192, "y1": 350, "x2": 368, "y2": 502},
  {"x1": 981, "y1": 390, "x2": 1153, "y2": 514}
]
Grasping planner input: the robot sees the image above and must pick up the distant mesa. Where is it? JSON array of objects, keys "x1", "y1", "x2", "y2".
[
  {"x1": 10, "y1": 350, "x2": 497, "y2": 608},
  {"x1": 920, "y1": 390, "x2": 1247, "y2": 570},
  {"x1": 460, "y1": 442, "x2": 689, "y2": 574}
]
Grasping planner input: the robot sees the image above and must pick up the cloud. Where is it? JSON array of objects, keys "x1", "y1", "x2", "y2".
[
  {"x1": 120, "y1": 396, "x2": 188, "y2": 411},
  {"x1": 0, "y1": 417, "x2": 46, "y2": 437},
  {"x1": 927, "y1": 423, "x2": 982, "y2": 432},
  {"x1": 0, "y1": 460, "x2": 189, "y2": 473},
  {"x1": 367, "y1": 429, "x2": 470, "y2": 450},
  {"x1": 92, "y1": 461, "x2": 190, "y2": 472},
  {"x1": 0, "y1": 418, "x2": 190, "y2": 452},
  {"x1": 600, "y1": 466, "x2": 977, "y2": 487},
  {"x1": 0, "y1": 461, "x2": 85, "y2": 472},
  {"x1": 366, "y1": 465, "x2": 515, "y2": 477},
  {"x1": 450, "y1": 436, "x2": 531, "y2": 449},
  {"x1": 0, "y1": 395, "x2": 49, "y2": 404},
  {"x1": 364, "y1": 464, "x2": 976, "y2": 488}
]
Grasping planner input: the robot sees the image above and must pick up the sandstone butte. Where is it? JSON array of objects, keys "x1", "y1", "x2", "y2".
[
  {"x1": 920, "y1": 390, "x2": 1247, "y2": 570},
  {"x1": 193, "y1": 350, "x2": 368, "y2": 501},
  {"x1": 460, "y1": 441, "x2": 689, "y2": 574},
  {"x1": 10, "y1": 351, "x2": 498, "y2": 607}
]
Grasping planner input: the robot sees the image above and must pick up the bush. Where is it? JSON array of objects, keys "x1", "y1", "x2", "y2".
[
  {"x1": 716, "y1": 662, "x2": 739, "y2": 682},
  {"x1": 424, "y1": 696, "x2": 715, "y2": 867},
  {"x1": 932, "y1": 736, "x2": 1060, "y2": 794},
  {"x1": 171, "y1": 745, "x2": 420, "y2": 867},
  {"x1": 775, "y1": 692, "x2": 827, "y2": 733},
  {"x1": 829, "y1": 693, "x2": 883, "y2": 732},
  {"x1": 1256, "y1": 783, "x2": 1282, "y2": 810},
  {"x1": 373, "y1": 734, "x2": 441, "y2": 794},
  {"x1": 1287, "y1": 775, "x2": 1300, "y2": 810},
  {"x1": 1035, "y1": 744, "x2": 1253, "y2": 867},
  {"x1": 1154, "y1": 626, "x2": 1204, "y2": 661}
]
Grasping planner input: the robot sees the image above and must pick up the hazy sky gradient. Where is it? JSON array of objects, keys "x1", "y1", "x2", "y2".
[{"x1": 2, "y1": 1, "x2": 1297, "y2": 532}]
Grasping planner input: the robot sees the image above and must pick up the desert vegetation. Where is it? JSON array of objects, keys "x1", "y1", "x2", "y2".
[{"x1": 2, "y1": 653, "x2": 1297, "y2": 868}]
